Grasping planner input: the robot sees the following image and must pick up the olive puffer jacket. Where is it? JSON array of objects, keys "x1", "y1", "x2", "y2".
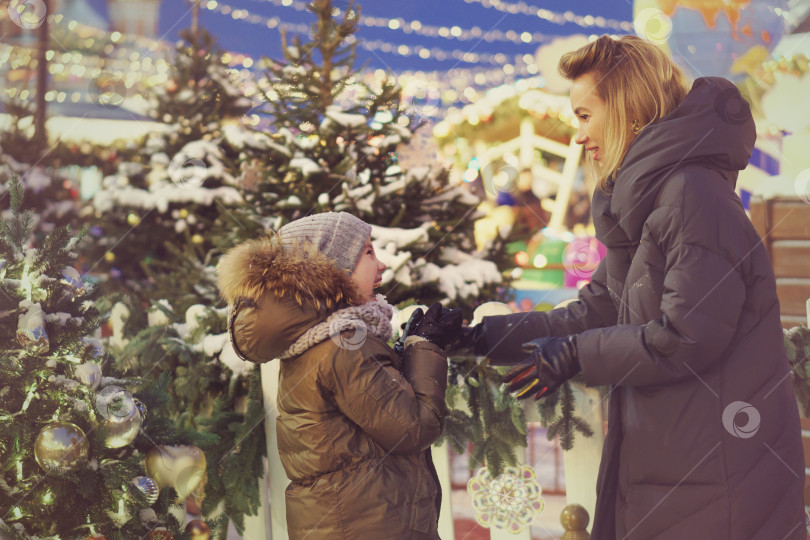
[
  {"x1": 218, "y1": 238, "x2": 446, "y2": 540},
  {"x1": 479, "y1": 78, "x2": 804, "y2": 539}
]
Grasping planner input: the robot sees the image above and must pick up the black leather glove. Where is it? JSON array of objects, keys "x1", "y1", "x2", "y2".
[
  {"x1": 410, "y1": 302, "x2": 463, "y2": 349},
  {"x1": 444, "y1": 324, "x2": 488, "y2": 357},
  {"x1": 502, "y1": 336, "x2": 580, "y2": 400}
]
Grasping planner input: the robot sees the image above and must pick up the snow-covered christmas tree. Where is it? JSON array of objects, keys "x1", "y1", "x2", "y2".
[
  {"x1": 83, "y1": 27, "x2": 263, "y2": 295},
  {"x1": 241, "y1": 0, "x2": 508, "y2": 311},
  {"x1": 0, "y1": 177, "x2": 218, "y2": 538}
]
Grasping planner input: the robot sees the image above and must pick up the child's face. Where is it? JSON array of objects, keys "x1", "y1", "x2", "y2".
[{"x1": 351, "y1": 238, "x2": 386, "y2": 303}]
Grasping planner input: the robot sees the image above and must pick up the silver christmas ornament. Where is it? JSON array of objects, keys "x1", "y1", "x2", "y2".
[
  {"x1": 17, "y1": 303, "x2": 49, "y2": 355},
  {"x1": 133, "y1": 398, "x2": 147, "y2": 423},
  {"x1": 60, "y1": 267, "x2": 86, "y2": 296},
  {"x1": 131, "y1": 475, "x2": 160, "y2": 505},
  {"x1": 75, "y1": 362, "x2": 102, "y2": 390}
]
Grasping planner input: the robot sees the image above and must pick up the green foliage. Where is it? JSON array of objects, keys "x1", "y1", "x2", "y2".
[
  {"x1": 441, "y1": 357, "x2": 527, "y2": 476},
  {"x1": 536, "y1": 381, "x2": 594, "y2": 451},
  {"x1": 0, "y1": 177, "x2": 189, "y2": 537},
  {"x1": 784, "y1": 325, "x2": 810, "y2": 416},
  {"x1": 149, "y1": 28, "x2": 252, "y2": 155},
  {"x1": 107, "y1": 296, "x2": 265, "y2": 530},
  {"x1": 197, "y1": 368, "x2": 266, "y2": 537}
]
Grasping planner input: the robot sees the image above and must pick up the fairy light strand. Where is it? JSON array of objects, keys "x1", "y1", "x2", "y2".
[
  {"x1": 461, "y1": 0, "x2": 633, "y2": 32},
  {"x1": 239, "y1": 0, "x2": 559, "y2": 44},
  {"x1": 202, "y1": 0, "x2": 545, "y2": 66},
  {"x1": 241, "y1": 0, "x2": 630, "y2": 35}
]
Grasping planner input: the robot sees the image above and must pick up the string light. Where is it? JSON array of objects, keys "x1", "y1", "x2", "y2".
[
  {"x1": 461, "y1": 0, "x2": 633, "y2": 32},
  {"x1": 248, "y1": 0, "x2": 563, "y2": 45},
  {"x1": 203, "y1": 0, "x2": 540, "y2": 67},
  {"x1": 249, "y1": 0, "x2": 629, "y2": 38}
]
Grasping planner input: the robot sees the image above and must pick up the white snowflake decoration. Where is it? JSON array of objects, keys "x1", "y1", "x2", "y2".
[{"x1": 467, "y1": 465, "x2": 544, "y2": 533}]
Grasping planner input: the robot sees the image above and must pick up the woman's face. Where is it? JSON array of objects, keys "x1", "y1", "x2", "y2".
[
  {"x1": 570, "y1": 72, "x2": 607, "y2": 163},
  {"x1": 351, "y1": 238, "x2": 386, "y2": 303}
]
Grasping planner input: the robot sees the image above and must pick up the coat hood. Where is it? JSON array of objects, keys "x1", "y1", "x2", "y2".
[
  {"x1": 217, "y1": 235, "x2": 364, "y2": 362},
  {"x1": 595, "y1": 76, "x2": 756, "y2": 247}
]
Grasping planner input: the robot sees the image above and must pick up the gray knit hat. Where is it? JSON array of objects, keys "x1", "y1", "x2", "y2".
[{"x1": 278, "y1": 212, "x2": 372, "y2": 273}]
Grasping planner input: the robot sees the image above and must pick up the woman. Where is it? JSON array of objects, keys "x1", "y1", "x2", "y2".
[
  {"x1": 456, "y1": 36, "x2": 804, "y2": 539},
  {"x1": 217, "y1": 212, "x2": 461, "y2": 539}
]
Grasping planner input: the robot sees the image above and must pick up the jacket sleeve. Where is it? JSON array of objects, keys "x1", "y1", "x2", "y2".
[
  {"x1": 327, "y1": 340, "x2": 447, "y2": 454},
  {"x1": 480, "y1": 259, "x2": 618, "y2": 365},
  {"x1": 576, "y1": 201, "x2": 746, "y2": 387}
]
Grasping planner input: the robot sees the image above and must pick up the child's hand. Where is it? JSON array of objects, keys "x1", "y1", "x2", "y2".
[{"x1": 411, "y1": 303, "x2": 463, "y2": 349}]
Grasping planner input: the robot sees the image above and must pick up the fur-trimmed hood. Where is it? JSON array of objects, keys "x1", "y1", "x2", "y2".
[{"x1": 217, "y1": 234, "x2": 364, "y2": 363}]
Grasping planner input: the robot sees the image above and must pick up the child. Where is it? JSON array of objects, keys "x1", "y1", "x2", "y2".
[{"x1": 217, "y1": 212, "x2": 461, "y2": 539}]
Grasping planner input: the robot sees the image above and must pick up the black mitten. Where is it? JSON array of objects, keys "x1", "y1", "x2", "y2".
[{"x1": 410, "y1": 303, "x2": 463, "y2": 349}]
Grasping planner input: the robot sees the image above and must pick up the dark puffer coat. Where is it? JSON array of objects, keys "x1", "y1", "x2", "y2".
[
  {"x1": 480, "y1": 78, "x2": 805, "y2": 539},
  {"x1": 218, "y1": 238, "x2": 446, "y2": 539}
]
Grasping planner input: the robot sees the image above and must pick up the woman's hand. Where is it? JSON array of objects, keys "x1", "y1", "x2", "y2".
[{"x1": 503, "y1": 336, "x2": 580, "y2": 399}]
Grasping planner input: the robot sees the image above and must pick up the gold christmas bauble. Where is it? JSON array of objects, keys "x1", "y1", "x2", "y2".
[
  {"x1": 144, "y1": 445, "x2": 206, "y2": 499},
  {"x1": 191, "y1": 234, "x2": 204, "y2": 245},
  {"x1": 96, "y1": 386, "x2": 142, "y2": 448},
  {"x1": 185, "y1": 519, "x2": 210, "y2": 540},
  {"x1": 34, "y1": 422, "x2": 89, "y2": 473},
  {"x1": 147, "y1": 529, "x2": 173, "y2": 539},
  {"x1": 127, "y1": 213, "x2": 141, "y2": 226},
  {"x1": 104, "y1": 251, "x2": 115, "y2": 262},
  {"x1": 178, "y1": 209, "x2": 189, "y2": 219}
]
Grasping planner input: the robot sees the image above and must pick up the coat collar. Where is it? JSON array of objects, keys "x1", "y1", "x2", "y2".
[
  {"x1": 217, "y1": 235, "x2": 365, "y2": 361},
  {"x1": 595, "y1": 77, "x2": 755, "y2": 247}
]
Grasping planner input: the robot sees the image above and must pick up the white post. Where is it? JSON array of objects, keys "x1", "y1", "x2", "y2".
[
  {"x1": 520, "y1": 118, "x2": 534, "y2": 169},
  {"x1": 261, "y1": 360, "x2": 290, "y2": 540},
  {"x1": 432, "y1": 439, "x2": 456, "y2": 540},
  {"x1": 547, "y1": 139, "x2": 583, "y2": 232},
  {"x1": 806, "y1": 297, "x2": 809, "y2": 325},
  {"x1": 561, "y1": 383, "x2": 605, "y2": 527}
]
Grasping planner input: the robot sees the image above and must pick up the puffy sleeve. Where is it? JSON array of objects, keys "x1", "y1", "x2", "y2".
[
  {"x1": 576, "y1": 191, "x2": 746, "y2": 387},
  {"x1": 326, "y1": 339, "x2": 447, "y2": 454},
  {"x1": 479, "y1": 259, "x2": 619, "y2": 365}
]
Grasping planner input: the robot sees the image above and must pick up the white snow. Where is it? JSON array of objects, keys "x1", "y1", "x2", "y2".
[
  {"x1": 325, "y1": 106, "x2": 367, "y2": 128},
  {"x1": 201, "y1": 332, "x2": 229, "y2": 357},
  {"x1": 219, "y1": 341, "x2": 254, "y2": 378},
  {"x1": 373, "y1": 245, "x2": 411, "y2": 274},
  {"x1": 93, "y1": 183, "x2": 243, "y2": 214},
  {"x1": 48, "y1": 374, "x2": 81, "y2": 390},
  {"x1": 370, "y1": 223, "x2": 430, "y2": 249},
  {"x1": 147, "y1": 300, "x2": 173, "y2": 327},
  {"x1": 420, "y1": 258, "x2": 501, "y2": 300},
  {"x1": 277, "y1": 195, "x2": 302, "y2": 208},
  {"x1": 223, "y1": 124, "x2": 284, "y2": 153},
  {"x1": 185, "y1": 304, "x2": 209, "y2": 334},
  {"x1": 295, "y1": 135, "x2": 319, "y2": 150},
  {"x1": 44, "y1": 312, "x2": 74, "y2": 325},
  {"x1": 288, "y1": 157, "x2": 322, "y2": 177}
]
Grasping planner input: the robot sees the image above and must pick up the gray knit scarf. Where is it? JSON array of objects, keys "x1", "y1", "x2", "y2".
[{"x1": 279, "y1": 294, "x2": 394, "y2": 359}]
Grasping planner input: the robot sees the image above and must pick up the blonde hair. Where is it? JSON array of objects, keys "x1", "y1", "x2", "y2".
[{"x1": 558, "y1": 35, "x2": 690, "y2": 190}]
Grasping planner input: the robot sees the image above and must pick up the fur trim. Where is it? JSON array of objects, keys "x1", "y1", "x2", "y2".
[{"x1": 217, "y1": 233, "x2": 364, "y2": 310}]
